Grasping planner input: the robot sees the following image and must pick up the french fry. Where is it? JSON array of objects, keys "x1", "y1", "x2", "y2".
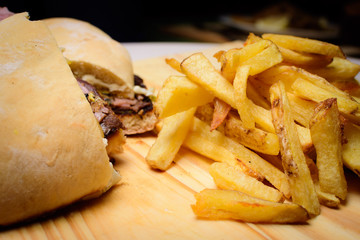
[
  {"x1": 184, "y1": 127, "x2": 264, "y2": 181},
  {"x1": 233, "y1": 65, "x2": 255, "y2": 129},
  {"x1": 309, "y1": 98, "x2": 347, "y2": 200},
  {"x1": 277, "y1": 46, "x2": 332, "y2": 67},
  {"x1": 147, "y1": 32, "x2": 360, "y2": 224},
  {"x1": 291, "y1": 78, "x2": 359, "y2": 115},
  {"x1": 296, "y1": 124, "x2": 313, "y2": 153},
  {"x1": 247, "y1": 101, "x2": 276, "y2": 133},
  {"x1": 244, "y1": 32, "x2": 263, "y2": 45},
  {"x1": 342, "y1": 122, "x2": 360, "y2": 177},
  {"x1": 192, "y1": 189, "x2": 309, "y2": 223},
  {"x1": 222, "y1": 112, "x2": 279, "y2": 155},
  {"x1": 181, "y1": 52, "x2": 236, "y2": 108},
  {"x1": 188, "y1": 118, "x2": 291, "y2": 198},
  {"x1": 270, "y1": 81, "x2": 320, "y2": 216},
  {"x1": 287, "y1": 92, "x2": 316, "y2": 128},
  {"x1": 180, "y1": 52, "x2": 277, "y2": 134},
  {"x1": 210, "y1": 98, "x2": 231, "y2": 131},
  {"x1": 221, "y1": 39, "x2": 272, "y2": 81},
  {"x1": 155, "y1": 75, "x2": 213, "y2": 119},
  {"x1": 247, "y1": 78, "x2": 271, "y2": 109},
  {"x1": 314, "y1": 183, "x2": 341, "y2": 208},
  {"x1": 209, "y1": 162, "x2": 284, "y2": 202},
  {"x1": 146, "y1": 108, "x2": 196, "y2": 170},
  {"x1": 262, "y1": 33, "x2": 345, "y2": 58},
  {"x1": 165, "y1": 58, "x2": 182, "y2": 73},
  {"x1": 239, "y1": 43, "x2": 283, "y2": 76},
  {"x1": 308, "y1": 57, "x2": 360, "y2": 80}
]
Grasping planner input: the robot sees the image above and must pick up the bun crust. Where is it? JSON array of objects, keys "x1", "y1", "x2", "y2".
[
  {"x1": 0, "y1": 13, "x2": 119, "y2": 225},
  {"x1": 44, "y1": 17, "x2": 135, "y2": 98}
]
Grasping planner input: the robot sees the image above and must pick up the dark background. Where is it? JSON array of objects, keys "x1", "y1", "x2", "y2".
[{"x1": 2, "y1": 0, "x2": 360, "y2": 51}]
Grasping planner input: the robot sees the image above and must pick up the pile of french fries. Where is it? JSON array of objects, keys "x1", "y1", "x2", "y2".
[{"x1": 146, "y1": 33, "x2": 360, "y2": 223}]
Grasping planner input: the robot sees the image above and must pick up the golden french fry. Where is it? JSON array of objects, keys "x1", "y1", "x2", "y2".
[
  {"x1": 180, "y1": 53, "x2": 278, "y2": 134},
  {"x1": 221, "y1": 39, "x2": 272, "y2": 81},
  {"x1": 277, "y1": 46, "x2": 332, "y2": 67},
  {"x1": 296, "y1": 124, "x2": 313, "y2": 153},
  {"x1": 188, "y1": 118, "x2": 290, "y2": 198},
  {"x1": 184, "y1": 126, "x2": 265, "y2": 182},
  {"x1": 146, "y1": 108, "x2": 196, "y2": 170},
  {"x1": 181, "y1": 52, "x2": 236, "y2": 108},
  {"x1": 288, "y1": 66, "x2": 354, "y2": 100},
  {"x1": 287, "y1": 92, "x2": 316, "y2": 128},
  {"x1": 270, "y1": 81, "x2": 320, "y2": 216},
  {"x1": 310, "y1": 98, "x2": 347, "y2": 200},
  {"x1": 195, "y1": 103, "x2": 279, "y2": 155},
  {"x1": 192, "y1": 189, "x2": 309, "y2": 223},
  {"x1": 342, "y1": 122, "x2": 360, "y2": 177},
  {"x1": 209, "y1": 162, "x2": 284, "y2": 202},
  {"x1": 331, "y1": 78, "x2": 360, "y2": 98},
  {"x1": 248, "y1": 101, "x2": 276, "y2": 133},
  {"x1": 236, "y1": 160, "x2": 265, "y2": 181},
  {"x1": 155, "y1": 75, "x2": 213, "y2": 119},
  {"x1": 222, "y1": 112, "x2": 279, "y2": 155},
  {"x1": 308, "y1": 57, "x2": 360, "y2": 80},
  {"x1": 233, "y1": 65, "x2": 255, "y2": 129},
  {"x1": 314, "y1": 183, "x2": 340, "y2": 208},
  {"x1": 292, "y1": 78, "x2": 359, "y2": 115},
  {"x1": 262, "y1": 33, "x2": 345, "y2": 58},
  {"x1": 240, "y1": 43, "x2": 283, "y2": 76},
  {"x1": 165, "y1": 58, "x2": 182, "y2": 73},
  {"x1": 244, "y1": 32, "x2": 262, "y2": 45},
  {"x1": 247, "y1": 78, "x2": 271, "y2": 109}
]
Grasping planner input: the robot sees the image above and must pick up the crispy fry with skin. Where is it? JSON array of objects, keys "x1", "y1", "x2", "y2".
[
  {"x1": 184, "y1": 128, "x2": 265, "y2": 181},
  {"x1": 209, "y1": 162, "x2": 284, "y2": 202},
  {"x1": 210, "y1": 98, "x2": 231, "y2": 131},
  {"x1": 270, "y1": 81, "x2": 320, "y2": 216},
  {"x1": 192, "y1": 189, "x2": 309, "y2": 223},
  {"x1": 222, "y1": 112, "x2": 280, "y2": 155},
  {"x1": 236, "y1": 159, "x2": 264, "y2": 181},
  {"x1": 189, "y1": 118, "x2": 291, "y2": 198},
  {"x1": 314, "y1": 183, "x2": 341, "y2": 208},
  {"x1": 309, "y1": 98, "x2": 347, "y2": 200}
]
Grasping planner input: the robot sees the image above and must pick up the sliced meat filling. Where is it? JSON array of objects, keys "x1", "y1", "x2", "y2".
[
  {"x1": 100, "y1": 75, "x2": 154, "y2": 116},
  {"x1": 77, "y1": 75, "x2": 154, "y2": 136},
  {"x1": 77, "y1": 79, "x2": 123, "y2": 137}
]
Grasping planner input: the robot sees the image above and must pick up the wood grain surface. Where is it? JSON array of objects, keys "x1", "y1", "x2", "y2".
[{"x1": 1, "y1": 41, "x2": 360, "y2": 240}]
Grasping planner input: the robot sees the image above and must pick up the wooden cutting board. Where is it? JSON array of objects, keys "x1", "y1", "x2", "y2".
[{"x1": 1, "y1": 41, "x2": 360, "y2": 240}]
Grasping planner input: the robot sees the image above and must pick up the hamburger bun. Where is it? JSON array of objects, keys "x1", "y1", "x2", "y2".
[
  {"x1": 0, "y1": 13, "x2": 121, "y2": 226},
  {"x1": 43, "y1": 17, "x2": 135, "y2": 98},
  {"x1": 44, "y1": 17, "x2": 157, "y2": 136}
]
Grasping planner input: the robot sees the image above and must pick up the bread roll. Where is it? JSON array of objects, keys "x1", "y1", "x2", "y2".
[
  {"x1": 0, "y1": 13, "x2": 120, "y2": 226},
  {"x1": 44, "y1": 17, "x2": 135, "y2": 98}
]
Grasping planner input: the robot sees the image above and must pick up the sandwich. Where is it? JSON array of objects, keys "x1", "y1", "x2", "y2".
[
  {"x1": 0, "y1": 13, "x2": 122, "y2": 226},
  {"x1": 43, "y1": 17, "x2": 157, "y2": 141}
]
